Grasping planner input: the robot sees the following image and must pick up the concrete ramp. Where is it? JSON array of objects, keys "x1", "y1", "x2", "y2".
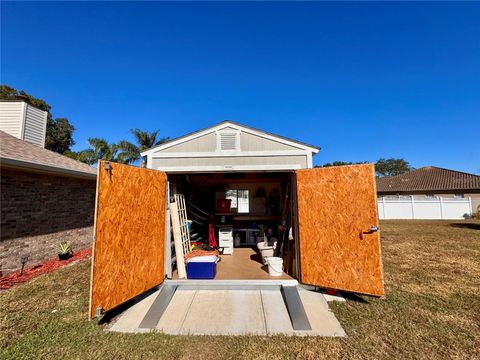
[{"x1": 109, "y1": 283, "x2": 345, "y2": 337}]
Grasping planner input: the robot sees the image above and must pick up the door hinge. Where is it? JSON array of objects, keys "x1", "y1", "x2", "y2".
[{"x1": 95, "y1": 307, "x2": 103, "y2": 318}]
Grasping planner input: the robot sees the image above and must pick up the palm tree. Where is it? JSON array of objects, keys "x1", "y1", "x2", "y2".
[
  {"x1": 130, "y1": 129, "x2": 169, "y2": 167},
  {"x1": 67, "y1": 130, "x2": 169, "y2": 166},
  {"x1": 116, "y1": 140, "x2": 140, "y2": 164},
  {"x1": 87, "y1": 138, "x2": 121, "y2": 163},
  {"x1": 68, "y1": 138, "x2": 125, "y2": 165}
]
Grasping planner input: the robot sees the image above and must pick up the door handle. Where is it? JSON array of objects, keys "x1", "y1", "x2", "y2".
[{"x1": 360, "y1": 226, "x2": 379, "y2": 240}]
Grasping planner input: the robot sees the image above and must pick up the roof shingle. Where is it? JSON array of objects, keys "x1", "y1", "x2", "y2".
[
  {"x1": 0, "y1": 131, "x2": 96, "y2": 178},
  {"x1": 376, "y1": 166, "x2": 480, "y2": 193}
]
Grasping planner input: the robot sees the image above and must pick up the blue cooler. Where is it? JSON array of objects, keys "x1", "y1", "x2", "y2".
[{"x1": 186, "y1": 255, "x2": 218, "y2": 279}]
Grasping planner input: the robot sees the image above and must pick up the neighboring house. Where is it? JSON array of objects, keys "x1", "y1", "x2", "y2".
[
  {"x1": 376, "y1": 166, "x2": 480, "y2": 219},
  {"x1": 0, "y1": 126, "x2": 96, "y2": 273},
  {"x1": 0, "y1": 98, "x2": 48, "y2": 147}
]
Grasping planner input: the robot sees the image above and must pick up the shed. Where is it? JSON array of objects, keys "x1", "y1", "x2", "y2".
[{"x1": 89, "y1": 121, "x2": 384, "y2": 320}]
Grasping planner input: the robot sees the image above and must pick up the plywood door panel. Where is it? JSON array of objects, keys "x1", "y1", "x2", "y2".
[
  {"x1": 296, "y1": 164, "x2": 384, "y2": 296},
  {"x1": 89, "y1": 161, "x2": 167, "y2": 318}
]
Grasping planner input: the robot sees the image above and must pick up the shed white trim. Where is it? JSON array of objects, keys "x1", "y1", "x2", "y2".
[
  {"x1": 156, "y1": 164, "x2": 301, "y2": 173},
  {"x1": 151, "y1": 150, "x2": 311, "y2": 158},
  {"x1": 141, "y1": 121, "x2": 319, "y2": 157}
]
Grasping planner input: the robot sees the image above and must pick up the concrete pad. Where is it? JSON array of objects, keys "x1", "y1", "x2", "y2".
[
  {"x1": 156, "y1": 289, "x2": 196, "y2": 334},
  {"x1": 261, "y1": 289, "x2": 293, "y2": 335},
  {"x1": 179, "y1": 290, "x2": 267, "y2": 335},
  {"x1": 107, "y1": 286, "x2": 346, "y2": 337},
  {"x1": 109, "y1": 289, "x2": 160, "y2": 333},
  {"x1": 322, "y1": 293, "x2": 346, "y2": 302},
  {"x1": 298, "y1": 288, "x2": 346, "y2": 337}
]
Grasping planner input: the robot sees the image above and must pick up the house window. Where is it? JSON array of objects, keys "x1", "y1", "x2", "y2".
[
  {"x1": 226, "y1": 189, "x2": 249, "y2": 213},
  {"x1": 217, "y1": 131, "x2": 239, "y2": 151}
]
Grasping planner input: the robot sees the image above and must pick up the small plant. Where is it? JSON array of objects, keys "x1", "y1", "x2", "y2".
[{"x1": 58, "y1": 242, "x2": 73, "y2": 261}]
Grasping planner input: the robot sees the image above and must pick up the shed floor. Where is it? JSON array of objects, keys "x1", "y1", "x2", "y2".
[{"x1": 172, "y1": 247, "x2": 293, "y2": 280}]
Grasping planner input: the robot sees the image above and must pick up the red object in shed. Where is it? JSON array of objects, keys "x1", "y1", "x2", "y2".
[{"x1": 216, "y1": 199, "x2": 231, "y2": 213}]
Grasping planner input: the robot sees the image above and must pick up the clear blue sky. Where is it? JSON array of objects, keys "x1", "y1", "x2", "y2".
[{"x1": 2, "y1": 2, "x2": 479, "y2": 173}]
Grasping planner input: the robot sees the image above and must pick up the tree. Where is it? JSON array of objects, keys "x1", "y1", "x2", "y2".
[
  {"x1": 116, "y1": 140, "x2": 140, "y2": 165},
  {"x1": 68, "y1": 138, "x2": 143, "y2": 165},
  {"x1": 375, "y1": 158, "x2": 412, "y2": 177},
  {"x1": 0, "y1": 85, "x2": 75, "y2": 154},
  {"x1": 65, "y1": 149, "x2": 96, "y2": 165},
  {"x1": 0, "y1": 85, "x2": 51, "y2": 114},
  {"x1": 130, "y1": 129, "x2": 169, "y2": 167},
  {"x1": 45, "y1": 118, "x2": 76, "y2": 154}
]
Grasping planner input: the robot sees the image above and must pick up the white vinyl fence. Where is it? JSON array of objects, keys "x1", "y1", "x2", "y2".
[{"x1": 378, "y1": 196, "x2": 473, "y2": 220}]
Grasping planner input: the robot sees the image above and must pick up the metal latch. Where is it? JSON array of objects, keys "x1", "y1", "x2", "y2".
[{"x1": 360, "y1": 225, "x2": 379, "y2": 240}]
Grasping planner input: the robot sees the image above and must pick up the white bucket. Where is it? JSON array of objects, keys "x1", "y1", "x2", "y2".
[
  {"x1": 257, "y1": 241, "x2": 274, "y2": 264},
  {"x1": 266, "y1": 257, "x2": 283, "y2": 277}
]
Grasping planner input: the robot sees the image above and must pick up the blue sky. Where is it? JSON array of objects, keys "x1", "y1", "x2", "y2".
[{"x1": 2, "y1": 2, "x2": 479, "y2": 173}]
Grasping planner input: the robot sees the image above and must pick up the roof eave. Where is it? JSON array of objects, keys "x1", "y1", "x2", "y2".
[
  {"x1": 141, "y1": 120, "x2": 320, "y2": 156},
  {"x1": 1, "y1": 157, "x2": 97, "y2": 180}
]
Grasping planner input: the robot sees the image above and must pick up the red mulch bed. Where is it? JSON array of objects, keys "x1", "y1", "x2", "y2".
[{"x1": 0, "y1": 248, "x2": 92, "y2": 290}]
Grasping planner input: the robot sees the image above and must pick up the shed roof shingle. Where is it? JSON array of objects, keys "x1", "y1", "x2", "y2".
[
  {"x1": 0, "y1": 131, "x2": 96, "y2": 178},
  {"x1": 376, "y1": 166, "x2": 480, "y2": 193}
]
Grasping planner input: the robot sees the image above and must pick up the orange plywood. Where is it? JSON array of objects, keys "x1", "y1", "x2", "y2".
[
  {"x1": 296, "y1": 164, "x2": 384, "y2": 296},
  {"x1": 89, "y1": 161, "x2": 167, "y2": 318}
]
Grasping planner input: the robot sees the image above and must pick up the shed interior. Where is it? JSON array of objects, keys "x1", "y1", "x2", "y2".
[{"x1": 167, "y1": 171, "x2": 298, "y2": 280}]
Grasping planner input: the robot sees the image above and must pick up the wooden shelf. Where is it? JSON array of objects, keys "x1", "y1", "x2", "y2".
[
  {"x1": 232, "y1": 215, "x2": 280, "y2": 221},
  {"x1": 215, "y1": 213, "x2": 234, "y2": 216}
]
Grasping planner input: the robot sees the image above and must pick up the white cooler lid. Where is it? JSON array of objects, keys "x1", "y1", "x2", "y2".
[{"x1": 187, "y1": 255, "x2": 218, "y2": 263}]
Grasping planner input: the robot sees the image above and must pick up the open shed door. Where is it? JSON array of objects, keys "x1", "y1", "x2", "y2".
[
  {"x1": 296, "y1": 164, "x2": 384, "y2": 296},
  {"x1": 89, "y1": 161, "x2": 168, "y2": 319}
]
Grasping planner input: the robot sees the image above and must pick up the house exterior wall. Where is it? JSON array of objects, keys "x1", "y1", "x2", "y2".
[
  {"x1": 157, "y1": 131, "x2": 302, "y2": 154},
  {"x1": 23, "y1": 104, "x2": 48, "y2": 147},
  {"x1": 162, "y1": 133, "x2": 217, "y2": 153},
  {"x1": 240, "y1": 132, "x2": 302, "y2": 151},
  {"x1": 0, "y1": 226, "x2": 93, "y2": 274},
  {"x1": 0, "y1": 168, "x2": 96, "y2": 273},
  {"x1": 152, "y1": 155, "x2": 308, "y2": 171},
  {"x1": 0, "y1": 101, "x2": 24, "y2": 138}
]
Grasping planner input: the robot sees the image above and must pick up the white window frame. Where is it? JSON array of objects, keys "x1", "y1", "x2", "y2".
[{"x1": 226, "y1": 189, "x2": 250, "y2": 214}]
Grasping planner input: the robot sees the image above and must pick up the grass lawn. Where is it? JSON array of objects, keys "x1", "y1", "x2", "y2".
[{"x1": 1, "y1": 221, "x2": 479, "y2": 359}]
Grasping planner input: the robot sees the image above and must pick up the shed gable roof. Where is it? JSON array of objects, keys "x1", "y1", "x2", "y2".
[
  {"x1": 376, "y1": 166, "x2": 480, "y2": 193},
  {"x1": 141, "y1": 120, "x2": 320, "y2": 156}
]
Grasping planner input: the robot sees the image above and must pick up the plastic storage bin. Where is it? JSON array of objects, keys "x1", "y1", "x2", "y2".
[{"x1": 186, "y1": 255, "x2": 218, "y2": 279}]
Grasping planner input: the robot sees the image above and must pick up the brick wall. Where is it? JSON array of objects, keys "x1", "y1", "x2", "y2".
[
  {"x1": 1, "y1": 168, "x2": 96, "y2": 273},
  {"x1": 0, "y1": 226, "x2": 93, "y2": 273}
]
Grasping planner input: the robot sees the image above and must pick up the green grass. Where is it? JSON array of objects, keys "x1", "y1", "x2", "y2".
[{"x1": 1, "y1": 221, "x2": 479, "y2": 359}]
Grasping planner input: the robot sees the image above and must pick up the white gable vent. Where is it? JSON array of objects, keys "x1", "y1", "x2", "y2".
[{"x1": 218, "y1": 132, "x2": 239, "y2": 151}]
